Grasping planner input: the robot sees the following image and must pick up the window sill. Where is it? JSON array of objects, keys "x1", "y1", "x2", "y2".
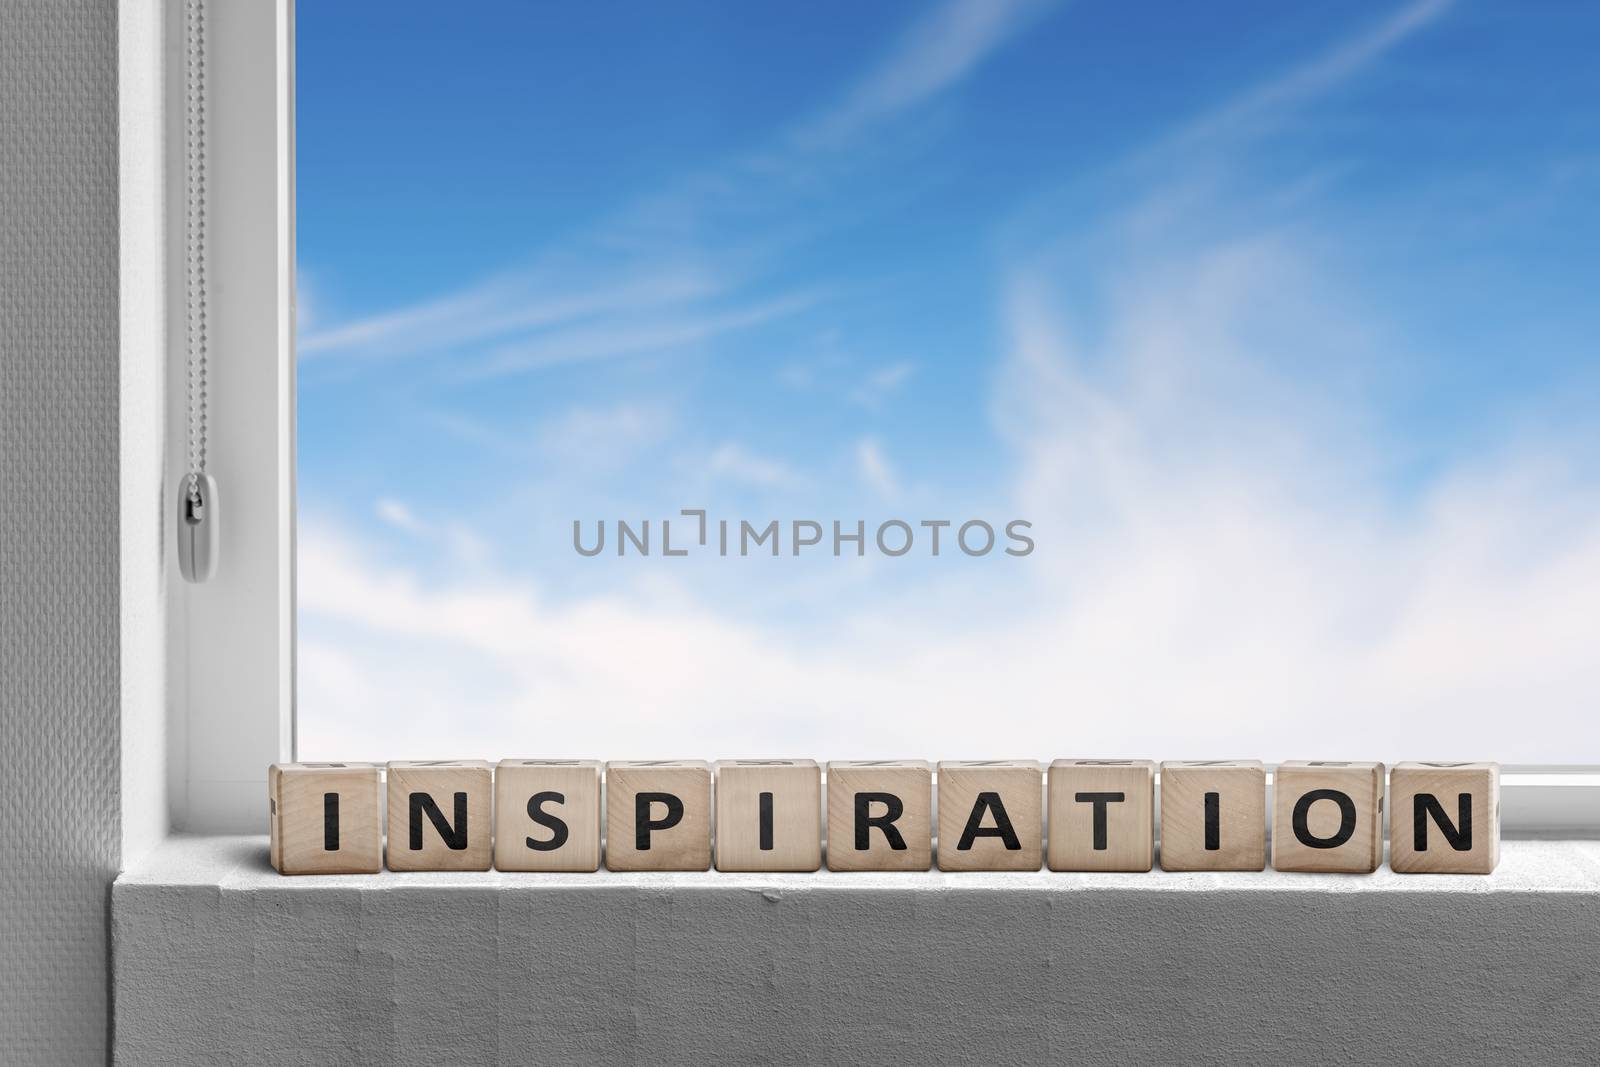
[
  {"x1": 117, "y1": 832, "x2": 1600, "y2": 892},
  {"x1": 114, "y1": 836, "x2": 1600, "y2": 1065}
]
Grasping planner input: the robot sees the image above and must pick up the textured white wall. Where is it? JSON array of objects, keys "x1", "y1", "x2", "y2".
[
  {"x1": 117, "y1": 838, "x2": 1600, "y2": 1066},
  {"x1": 1, "y1": 1, "x2": 122, "y2": 1063}
]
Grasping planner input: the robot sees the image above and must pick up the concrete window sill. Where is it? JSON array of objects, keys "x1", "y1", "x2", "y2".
[{"x1": 114, "y1": 836, "x2": 1600, "y2": 1066}]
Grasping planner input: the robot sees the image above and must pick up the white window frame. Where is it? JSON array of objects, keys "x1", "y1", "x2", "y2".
[
  {"x1": 122, "y1": 0, "x2": 294, "y2": 841},
  {"x1": 121, "y1": 0, "x2": 1596, "y2": 845},
  {"x1": 163, "y1": 0, "x2": 296, "y2": 834}
]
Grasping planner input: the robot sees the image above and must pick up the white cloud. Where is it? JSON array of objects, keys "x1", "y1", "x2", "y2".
[
  {"x1": 706, "y1": 443, "x2": 800, "y2": 489},
  {"x1": 298, "y1": 261, "x2": 814, "y2": 381},
  {"x1": 803, "y1": 0, "x2": 1056, "y2": 144},
  {"x1": 467, "y1": 291, "x2": 816, "y2": 378},
  {"x1": 375, "y1": 498, "x2": 427, "y2": 535},
  {"x1": 414, "y1": 402, "x2": 678, "y2": 480},
  {"x1": 298, "y1": 2, "x2": 1055, "y2": 380},
  {"x1": 369, "y1": 497, "x2": 491, "y2": 569},
  {"x1": 855, "y1": 437, "x2": 902, "y2": 500},
  {"x1": 535, "y1": 403, "x2": 675, "y2": 468},
  {"x1": 300, "y1": 228, "x2": 1600, "y2": 765},
  {"x1": 1159, "y1": 0, "x2": 1453, "y2": 156},
  {"x1": 849, "y1": 361, "x2": 916, "y2": 408},
  {"x1": 299, "y1": 269, "x2": 718, "y2": 362},
  {"x1": 294, "y1": 0, "x2": 1600, "y2": 765}
]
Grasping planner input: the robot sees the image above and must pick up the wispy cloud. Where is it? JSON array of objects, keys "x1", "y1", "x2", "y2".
[
  {"x1": 299, "y1": 1, "x2": 1055, "y2": 379},
  {"x1": 1162, "y1": 0, "x2": 1453, "y2": 154},
  {"x1": 295, "y1": 0, "x2": 1600, "y2": 764},
  {"x1": 707, "y1": 442, "x2": 801, "y2": 489},
  {"x1": 849, "y1": 361, "x2": 916, "y2": 408},
  {"x1": 465, "y1": 291, "x2": 817, "y2": 378},
  {"x1": 373, "y1": 497, "x2": 491, "y2": 568},
  {"x1": 300, "y1": 226, "x2": 1600, "y2": 762},
  {"x1": 855, "y1": 437, "x2": 901, "y2": 501},
  {"x1": 1004, "y1": 0, "x2": 1457, "y2": 287},
  {"x1": 299, "y1": 268, "x2": 721, "y2": 361},
  {"x1": 537, "y1": 404, "x2": 675, "y2": 466},
  {"x1": 375, "y1": 498, "x2": 427, "y2": 536},
  {"x1": 419, "y1": 403, "x2": 676, "y2": 473},
  {"x1": 801, "y1": 0, "x2": 1058, "y2": 145}
]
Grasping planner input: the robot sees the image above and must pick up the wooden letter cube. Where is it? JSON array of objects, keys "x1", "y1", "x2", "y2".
[
  {"x1": 1389, "y1": 762, "x2": 1500, "y2": 874},
  {"x1": 1159, "y1": 760, "x2": 1266, "y2": 871},
  {"x1": 386, "y1": 760, "x2": 493, "y2": 871},
  {"x1": 714, "y1": 760, "x2": 821, "y2": 872},
  {"x1": 937, "y1": 761, "x2": 1042, "y2": 872},
  {"x1": 269, "y1": 762, "x2": 382, "y2": 874},
  {"x1": 605, "y1": 761, "x2": 712, "y2": 871},
  {"x1": 1272, "y1": 761, "x2": 1384, "y2": 873},
  {"x1": 1047, "y1": 759, "x2": 1155, "y2": 872},
  {"x1": 826, "y1": 760, "x2": 932, "y2": 871},
  {"x1": 494, "y1": 759, "x2": 602, "y2": 872}
]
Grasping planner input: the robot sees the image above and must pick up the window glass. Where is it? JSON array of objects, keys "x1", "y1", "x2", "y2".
[{"x1": 296, "y1": 2, "x2": 1600, "y2": 762}]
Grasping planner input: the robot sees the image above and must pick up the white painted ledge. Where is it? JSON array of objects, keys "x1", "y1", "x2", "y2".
[
  {"x1": 114, "y1": 836, "x2": 1600, "y2": 1066},
  {"x1": 117, "y1": 833, "x2": 1600, "y2": 893}
]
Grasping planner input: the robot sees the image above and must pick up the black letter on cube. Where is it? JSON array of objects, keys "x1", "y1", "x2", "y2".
[{"x1": 636, "y1": 792, "x2": 685, "y2": 851}]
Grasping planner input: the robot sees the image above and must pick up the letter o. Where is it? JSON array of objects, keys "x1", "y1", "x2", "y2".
[
  {"x1": 958, "y1": 519, "x2": 995, "y2": 556},
  {"x1": 876, "y1": 520, "x2": 914, "y2": 556},
  {"x1": 1291, "y1": 788, "x2": 1357, "y2": 850}
]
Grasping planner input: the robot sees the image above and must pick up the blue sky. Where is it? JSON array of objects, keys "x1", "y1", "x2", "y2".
[{"x1": 295, "y1": 1, "x2": 1600, "y2": 761}]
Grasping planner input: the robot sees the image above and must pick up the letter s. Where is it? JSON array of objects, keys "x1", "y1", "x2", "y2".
[{"x1": 1004, "y1": 520, "x2": 1034, "y2": 557}]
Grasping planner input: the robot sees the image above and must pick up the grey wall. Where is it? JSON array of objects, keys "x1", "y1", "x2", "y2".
[{"x1": 1, "y1": 1, "x2": 121, "y2": 1064}]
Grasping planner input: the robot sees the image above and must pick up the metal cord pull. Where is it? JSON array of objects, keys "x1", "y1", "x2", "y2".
[
  {"x1": 180, "y1": 0, "x2": 216, "y2": 583},
  {"x1": 178, "y1": 473, "x2": 219, "y2": 583}
]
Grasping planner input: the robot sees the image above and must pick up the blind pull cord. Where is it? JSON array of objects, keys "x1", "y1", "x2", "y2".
[{"x1": 178, "y1": 0, "x2": 218, "y2": 583}]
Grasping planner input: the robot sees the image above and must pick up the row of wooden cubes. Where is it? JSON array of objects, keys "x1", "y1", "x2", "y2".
[{"x1": 270, "y1": 759, "x2": 1499, "y2": 876}]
